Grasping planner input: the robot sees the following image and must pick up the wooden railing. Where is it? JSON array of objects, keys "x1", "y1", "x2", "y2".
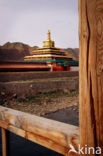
[{"x1": 0, "y1": 106, "x2": 79, "y2": 156}]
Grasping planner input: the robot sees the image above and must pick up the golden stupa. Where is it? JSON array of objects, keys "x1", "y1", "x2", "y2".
[
  {"x1": 24, "y1": 30, "x2": 73, "y2": 62},
  {"x1": 43, "y1": 30, "x2": 55, "y2": 48}
]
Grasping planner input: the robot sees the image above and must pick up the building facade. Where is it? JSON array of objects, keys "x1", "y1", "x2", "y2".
[{"x1": 24, "y1": 30, "x2": 78, "y2": 71}]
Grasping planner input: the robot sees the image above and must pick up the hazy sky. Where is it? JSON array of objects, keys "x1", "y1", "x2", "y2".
[{"x1": 0, "y1": 0, "x2": 79, "y2": 48}]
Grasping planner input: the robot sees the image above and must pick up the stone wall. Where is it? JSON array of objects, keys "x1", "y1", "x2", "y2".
[
  {"x1": 0, "y1": 71, "x2": 78, "y2": 82},
  {"x1": 0, "y1": 77, "x2": 78, "y2": 97}
]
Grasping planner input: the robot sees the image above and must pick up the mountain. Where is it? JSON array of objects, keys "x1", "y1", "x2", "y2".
[
  {"x1": 65, "y1": 48, "x2": 79, "y2": 60},
  {"x1": 0, "y1": 42, "x2": 79, "y2": 62},
  {"x1": 0, "y1": 42, "x2": 38, "y2": 62}
]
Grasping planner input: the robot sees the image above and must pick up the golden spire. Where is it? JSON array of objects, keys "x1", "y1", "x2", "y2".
[
  {"x1": 47, "y1": 30, "x2": 51, "y2": 41},
  {"x1": 43, "y1": 30, "x2": 55, "y2": 48}
]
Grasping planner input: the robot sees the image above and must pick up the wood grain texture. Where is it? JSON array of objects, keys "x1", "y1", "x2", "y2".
[
  {"x1": 1, "y1": 128, "x2": 7, "y2": 156},
  {"x1": 0, "y1": 106, "x2": 79, "y2": 155},
  {"x1": 79, "y1": 0, "x2": 103, "y2": 155}
]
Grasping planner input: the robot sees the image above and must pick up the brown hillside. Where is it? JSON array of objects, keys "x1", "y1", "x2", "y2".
[
  {"x1": 0, "y1": 42, "x2": 38, "y2": 62},
  {"x1": 65, "y1": 48, "x2": 79, "y2": 60},
  {"x1": 0, "y1": 42, "x2": 79, "y2": 62}
]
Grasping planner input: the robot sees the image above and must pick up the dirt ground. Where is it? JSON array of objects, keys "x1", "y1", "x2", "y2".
[{"x1": 1, "y1": 90, "x2": 79, "y2": 116}]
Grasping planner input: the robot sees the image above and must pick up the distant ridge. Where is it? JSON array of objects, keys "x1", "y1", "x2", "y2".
[
  {"x1": 65, "y1": 48, "x2": 79, "y2": 61},
  {"x1": 0, "y1": 42, "x2": 79, "y2": 62}
]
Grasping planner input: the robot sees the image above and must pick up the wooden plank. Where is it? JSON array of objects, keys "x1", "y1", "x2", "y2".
[
  {"x1": 0, "y1": 123, "x2": 70, "y2": 155},
  {"x1": 0, "y1": 106, "x2": 79, "y2": 155},
  {"x1": 1, "y1": 128, "x2": 7, "y2": 156},
  {"x1": 79, "y1": 0, "x2": 103, "y2": 155},
  {"x1": 26, "y1": 131, "x2": 68, "y2": 155},
  {"x1": 0, "y1": 120, "x2": 8, "y2": 129}
]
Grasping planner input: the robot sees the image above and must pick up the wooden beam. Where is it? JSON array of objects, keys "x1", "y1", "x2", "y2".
[
  {"x1": 0, "y1": 106, "x2": 79, "y2": 155},
  {"x1": 79, "y1": 0, "x2": 103, "y2": 154},
  {"x1": 1, "y1": 128, "x2": 7, "y2": 156}
]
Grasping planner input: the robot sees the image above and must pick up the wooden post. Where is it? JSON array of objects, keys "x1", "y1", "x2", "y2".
[
  {"x1": 1, "y1": 128, "x2": 7, "y2": 156},
  {"x1": 79, "y1": 0, "x2": 103, "y2": 155}
]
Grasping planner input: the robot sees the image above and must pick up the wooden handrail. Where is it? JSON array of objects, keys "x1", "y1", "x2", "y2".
[{"x1": 0, "y1": 106, "x2": 79, "y2": 155}]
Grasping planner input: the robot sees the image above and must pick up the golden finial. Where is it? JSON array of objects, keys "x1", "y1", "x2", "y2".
[
  {"x1": 47, "y1": 29, "x2": 51, "y2": 41},
  {"x1": 43, "y1": 30, "x2": 55, "y2": 48}
]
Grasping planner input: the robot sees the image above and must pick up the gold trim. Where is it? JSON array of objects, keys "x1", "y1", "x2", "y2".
[
  {"x1": 24, "y1": 54, "x2": 72, "y2": 58},
  {"x1": 32, "y1": 49, "x2": 66, "y2": 53}
]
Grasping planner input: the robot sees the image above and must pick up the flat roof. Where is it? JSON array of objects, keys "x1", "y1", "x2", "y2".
[{"x1": 24, "y1": 54, "x2": 72, "y2": 59}]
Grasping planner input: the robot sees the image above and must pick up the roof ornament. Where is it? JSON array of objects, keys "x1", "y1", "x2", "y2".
[
  {"x1": 47, "y1": 29, "x2": 51, "y2": 41},
  {"x1": 43, "y1": 30, "x2": 55, "y2": 48}
]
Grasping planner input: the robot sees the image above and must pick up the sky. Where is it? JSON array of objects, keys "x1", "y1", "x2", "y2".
[{"x1": 0, "y1": 0, "x2": 79, "y2": 48}]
